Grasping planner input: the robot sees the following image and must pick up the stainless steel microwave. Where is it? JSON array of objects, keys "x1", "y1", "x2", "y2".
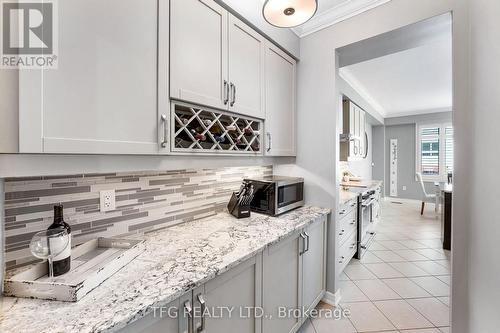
[{"x1": 245, "y1": 176, "x2": 304, "y2": 216}]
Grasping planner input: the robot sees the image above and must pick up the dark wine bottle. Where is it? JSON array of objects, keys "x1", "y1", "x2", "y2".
[{"x1": 48, "y1": 204, "x2": 72, "y2": 276}]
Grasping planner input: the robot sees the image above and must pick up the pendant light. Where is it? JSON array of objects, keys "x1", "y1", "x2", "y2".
[{"x1": 263, "y1": 0, "x2": 318, "y2": 28}]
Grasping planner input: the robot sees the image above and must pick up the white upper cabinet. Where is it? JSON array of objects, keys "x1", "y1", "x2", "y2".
[
  {"x1": 264, "y1": 42, "x2": 297, "y2": 156},
  {"x1": 228, "y1": 15, "x2": 266, "y2": 119},
  {"x1": 170, "y1": 0, "x2": 228, "y2": 111},
  {"x1": 171, "y1": 0, "x2": 266, "y2": 120},
  {"x1": 19, "y1": 0, "x2": 167, "y2": 154}
]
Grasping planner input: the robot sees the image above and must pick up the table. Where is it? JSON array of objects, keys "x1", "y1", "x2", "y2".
[{"x1": 440, "y1": 183, "x2": 453, "y2": 250}]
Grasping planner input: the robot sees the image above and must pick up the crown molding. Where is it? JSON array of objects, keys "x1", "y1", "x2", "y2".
[{"x1": 292, "y1": 0, "x2": 392, "y2": 38}]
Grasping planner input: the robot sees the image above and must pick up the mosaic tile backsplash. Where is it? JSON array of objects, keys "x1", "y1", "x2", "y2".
[{"x1": 3, "y1": 165, "x2": 272, "y2": 269}]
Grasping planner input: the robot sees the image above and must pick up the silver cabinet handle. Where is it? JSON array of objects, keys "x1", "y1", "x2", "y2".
[
  {"x1": 223, "y1": 80, "x2": 229, "y2": 105},
  {"x1": 266, "y1": 132, "x2": 272, "y2": 152},
  {"x1": 184, "y1": 300, "x2": 193, "y2": 333},
  {"x1": 196, "y1": 294, "x2": 206, "y2": 333},
  {"x1": 230, "y1": 83, "x2": 236, "y2": 106},
  {"x1": 304, "y1": 231, "x2": 310, "y2": 253},
  {"x1": 299, "y1": 233, "x2": 307, "y2": 255},
  {"x1": 161, "y1": 114, "x2": 168, "y2": 148}
]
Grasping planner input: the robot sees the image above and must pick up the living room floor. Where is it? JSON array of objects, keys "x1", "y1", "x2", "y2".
[{"x1": 301, "y1": 200, "x2": 451, "y2": 333}]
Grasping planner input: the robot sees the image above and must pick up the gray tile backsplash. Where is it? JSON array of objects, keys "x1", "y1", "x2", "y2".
[{"x1": 3, "y1": 165, "x2": 272, "y2": 269}]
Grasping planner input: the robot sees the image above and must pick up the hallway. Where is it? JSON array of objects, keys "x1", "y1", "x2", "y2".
[{"x1": 303, "y1": 200, "x2": 451, "y2": 333}]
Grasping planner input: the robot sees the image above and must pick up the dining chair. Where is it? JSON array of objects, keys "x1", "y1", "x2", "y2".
[{"x1": 416, "y1": 172, "x2": 436, "y2": 215}]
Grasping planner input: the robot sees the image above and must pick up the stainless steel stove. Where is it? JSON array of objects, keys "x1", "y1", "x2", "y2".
[{"x1": 356, "y1": 188, "x2": 377, "y2": 259}]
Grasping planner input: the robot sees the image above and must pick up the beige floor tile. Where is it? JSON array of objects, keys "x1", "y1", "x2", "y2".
[
  {"x1": 437, "y1": 296, "x2": 450, "y2": 306},
  {"x1": 413, "y1": 261, "x2": 450, "y2": 275},
  {"x1": 415, "y1": 249, "x2": 449, "y2": 260},
  {"x1": 398, "y1": 249, "x2": 432, "y2": 261},
  {"x1": 364, "y1": 263, "x2": 405, "y2": 279},
  {"x1": 359, "y1": 251, "x2": 385, "y2": 264},
  {"x1": 353, "y1": 279, "x2": 401, "y2": 301},
  {"x1": 389, "y1": 262, "x2": 431, "y2": 277},
  {"x1": 342, "y1": 301, "x2": 396, "y2": 332},
  {"x1": 298, "y1": 318, "x2": 316, "y2": 333},
  {"x1": 410, "y1": 276, "x2": 450, "y2": 297},
  {"x1": 339, "y1": 272, "x2": 350, "y2": 281},
  {"x1": 374, "y1": 299, "x2": 433, "y2": 330},
  {"x1": 436, "y1": 275, "x2": 451, "y2": 285},
  {"x1": 371, "y1": 250, "x2": 406, "y2": 263},
  {"x1": 398, "y1": 239, "x2": 430, "y2": 249},
  {"x1": 435, "y1": 260, "x2": 451, "y2": 269},
  {"x1": 383, "y1": 278, "x2": 432, "y2": 298},
  {"x1": 338, "y1": 280, "x2": 369, "y2": 302},
  {"x1": 407, "y1": 298, "x2": 451, "y2": 327},
  {"x1": 401, "y1": 329, "x2": 442, "y2": 333},
  {"x1": 311, "y1": 316, "x2": 356, "y2": 333},
  {"x1": 367, "y1": 242, "x2": 389, "y2": 251},
  {"x1": 439, "y1": 327, "x2": 451, "y2": 333},
  {"x1": 417, "y1": 239, "x2": 444, "y2": 249},
  {"x1": 377, "y1": 240, "x2": 409, "y2": 250},
  {"x1": 344, "y1": 264, "x2": 378, "y2": 280}
]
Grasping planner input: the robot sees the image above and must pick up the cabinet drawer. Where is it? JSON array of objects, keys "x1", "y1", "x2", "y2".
[
  {"x1": 338, "y1": 216, "x2": 357, "y2": 247},
  {"x1": 338, "y1": 231, "x2": 357, "y2": 272},
  {"x1": 338, "y1": 198, "x2": 357, "y2": 219}
]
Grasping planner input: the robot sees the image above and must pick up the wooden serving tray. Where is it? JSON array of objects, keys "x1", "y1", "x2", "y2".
[{"x1": 3, "y1": 237, "x2": 145, "y2": 302}]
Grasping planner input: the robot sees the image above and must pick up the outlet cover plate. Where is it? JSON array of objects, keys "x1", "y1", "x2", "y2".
[{"x1": 100, "y1": 190, "x2": 116, "y2": 212}]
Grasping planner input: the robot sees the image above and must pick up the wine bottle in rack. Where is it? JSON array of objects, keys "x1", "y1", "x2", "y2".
[{"x1": 47, "y1": 204, "x2": 72, "y2": 276}]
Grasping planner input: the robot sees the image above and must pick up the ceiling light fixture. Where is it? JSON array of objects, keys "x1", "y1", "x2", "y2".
[{"x1": 262, "y1": 0, "x2": 318, "y2": 28}]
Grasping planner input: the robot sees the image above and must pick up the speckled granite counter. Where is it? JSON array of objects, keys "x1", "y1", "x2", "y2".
[
  {"x1": 339, "y1": 180, "x2": 383, "y2": 205},
  {"x1": 0, "y1": 206, "x2": 330, "y2": 333},
  {"x1": 339, "y1": 189, "x2": 359, "y2": 205}
]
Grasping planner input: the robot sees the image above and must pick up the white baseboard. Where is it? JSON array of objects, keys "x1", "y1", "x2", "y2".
[{"x1": 322, "y1": 289, "x2": 341, "y2": 307}]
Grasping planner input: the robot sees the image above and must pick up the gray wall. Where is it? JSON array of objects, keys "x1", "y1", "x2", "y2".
[
  {"x1": 468, "y1": 0, "x2": 500, "y2": 331},
  {"x1": 383, "y1": 124, "x2": 436, "y2": 201},
  {"x1": 374, "y1": 111, "x2": 452, "y2": 201}
]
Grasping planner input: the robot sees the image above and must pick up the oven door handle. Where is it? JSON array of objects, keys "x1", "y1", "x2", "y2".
[{"x1": 362, "y1": 199, "x2": 375, "y2": 207}]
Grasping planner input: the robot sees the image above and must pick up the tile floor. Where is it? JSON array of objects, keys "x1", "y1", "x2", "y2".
[{"x1": 300, "y1": 200, "x2": 451, "y2": 333}]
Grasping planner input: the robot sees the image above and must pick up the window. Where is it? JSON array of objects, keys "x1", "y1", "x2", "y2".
[{"x1": 417, "y1": 123, "x2": 453, "y2": 181}]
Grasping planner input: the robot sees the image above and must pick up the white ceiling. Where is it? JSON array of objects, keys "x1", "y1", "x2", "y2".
[
  {"x1": 339, "y1": 39, "x2": 452, "y2": 118},
  {"x1": 292, "y1": 0, "x2": 392, "y2": 37}
]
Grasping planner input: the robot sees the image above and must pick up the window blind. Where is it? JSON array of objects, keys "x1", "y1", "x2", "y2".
[{"x1": 420, "y1": 127, "x2": 440, "y2": 176}]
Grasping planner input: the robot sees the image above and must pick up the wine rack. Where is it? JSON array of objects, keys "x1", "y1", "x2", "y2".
[{"x1": 171, "y1": 102, "x2": 262, "y2": 154}]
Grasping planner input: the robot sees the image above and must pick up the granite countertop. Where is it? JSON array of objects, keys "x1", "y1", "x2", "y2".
[
  {"x1": 0, "y1": 206, "x2": 330, "y2": 333},
  {"x1": 339, "y1": 180, "x2": 383, "y2": 205},
  {"x1": 340, "y1": 180, "x2": 383, "y2": 189}
]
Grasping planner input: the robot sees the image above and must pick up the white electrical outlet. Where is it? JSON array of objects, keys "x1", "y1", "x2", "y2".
[
  {"x1": 402, "y1": 186, "x2": 407, "y2": 191},
  {"x1": 100, "y1": 190, "x2": 116, "y2": 212}
]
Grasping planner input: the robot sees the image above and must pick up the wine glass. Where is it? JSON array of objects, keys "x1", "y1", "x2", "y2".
[{"x1": 30, "y1": 228, "x2": 70, "y2": 279}]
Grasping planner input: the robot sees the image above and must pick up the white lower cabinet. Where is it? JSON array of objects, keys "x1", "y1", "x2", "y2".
[
  {"x1": 119, "y1": 299, "x2": 180, "y2": 333},
  {"x1": 262, "y1": 216, "x2": 327, "y2": 333},
  {"x1": 302, "y1": 218, "x2": 327, "y2": 314},
  {"x1": 119, "y1": 217, "x2": 326, "y2": 333}
]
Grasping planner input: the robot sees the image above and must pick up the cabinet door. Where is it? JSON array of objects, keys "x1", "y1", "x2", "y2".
[
  {"x1": 228, "y1": 15, "x2": 265, "y2": 119},
  {"x1": 353, "y1": 105, "x2": 360, "y2": 157},
  {"x1": 264, "y1": 43, "x2": 296, "y2": 156},
  {"x1": 19, "y1": 0, "x2": 163, "y2": 154},
  {"x1": 118, "y1": 299, "x2": 179, "y2": 333},
  {"x1": 263, "y1": 233, "x2": 302, "y2": 333},
  {"x1": 302, "y1": 217, "x2": 327, "y2": 313},
  {"x1": 170, "y1": 0, "x2": 228, "y2": 110},
  {"x1": 195, "y1": 255, "x2": 262, "y2": 333}
]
